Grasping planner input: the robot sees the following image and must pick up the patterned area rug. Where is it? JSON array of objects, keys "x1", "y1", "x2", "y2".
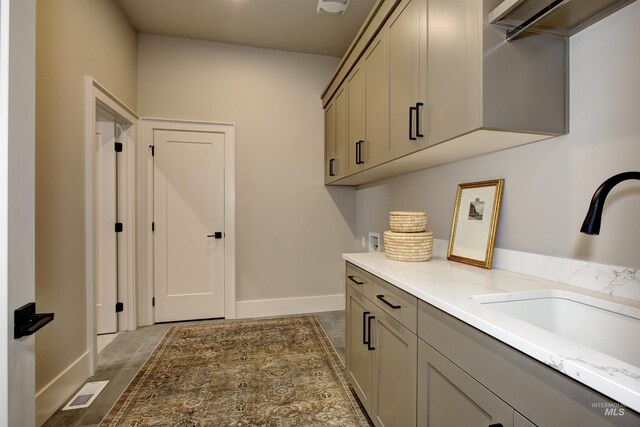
[{"x1": 100, "y1": 316, "x2": 370, "y2": 426}]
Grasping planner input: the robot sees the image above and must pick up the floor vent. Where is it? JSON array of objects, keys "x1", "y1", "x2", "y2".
[{"x1": 62, "y1": 381, "x2": 109, "y2": 410}]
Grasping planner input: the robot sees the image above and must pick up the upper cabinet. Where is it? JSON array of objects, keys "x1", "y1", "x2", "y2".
[
  {"x1": 363, "y1": 32, "x2": 389, "y2": 168},
  {"x1": 325, "y1": 85, "x2": 347, "y2": 182},
  {"x1": 322, "y1": 0, "x2": 568, "y2": 186},
  {"x1": 388, "y1": 0, "x2": 427, "y2": 159},
  {"x1": 346, "y1": 62, "x2": 365, "y2": 176}
]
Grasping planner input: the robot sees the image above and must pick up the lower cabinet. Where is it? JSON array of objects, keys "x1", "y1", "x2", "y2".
[
  {"x1": 345, "y1": 263, "x2": 640, "y2": 427},
  {"x1": 346, "y1": 283, "x2": 417, "y2": 427},
  {"x1": 417, "y1": 339, "x2": 515, "y2": 427},
  {"x1": 346, "y1": 286, "x2": 374, "y2": 410},
  {"x1": 417, "y1": 300, "x2": 640, "y2": 427}
]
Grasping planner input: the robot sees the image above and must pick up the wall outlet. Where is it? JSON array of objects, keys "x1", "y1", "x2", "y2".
[
  {"x1": 368, "y1": 232, "x2": 380, "y2": 252},
  {"x1": 361, "y1": 236, "x2": 366, "y2": 248}
]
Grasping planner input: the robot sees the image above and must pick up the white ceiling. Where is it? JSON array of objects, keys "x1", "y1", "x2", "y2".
[{"x1": 116, "y1": 0, "x2": 377, "y2": 57}]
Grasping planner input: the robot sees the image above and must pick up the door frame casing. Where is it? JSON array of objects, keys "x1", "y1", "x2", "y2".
[
  {"x1": 84, "y1": 77, "x2": 138, "y2": 373},
  {"x1": 139, "y1": 118, "x2": 236, "y2": 325}
]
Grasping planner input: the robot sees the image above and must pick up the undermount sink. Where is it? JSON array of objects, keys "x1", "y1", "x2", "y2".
[{"x1": 471, "y1": 290, "x2": 640, "y2": 367}]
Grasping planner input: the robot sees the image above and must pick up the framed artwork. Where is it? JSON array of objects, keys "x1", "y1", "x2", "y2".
[{"x1": 447, "y1": 179, "x2": 504, "y2": 269}]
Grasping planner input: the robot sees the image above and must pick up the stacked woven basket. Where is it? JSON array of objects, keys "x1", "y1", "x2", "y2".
[{"x1": 384, "y1": 211, "x2": 433, "y2": 262}]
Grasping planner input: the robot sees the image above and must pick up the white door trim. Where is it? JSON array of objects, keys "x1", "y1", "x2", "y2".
[
  {"x1": 140, "y1": 118, "x2": 236, "y2": 325},
  {"x1": 84, "y1": 77, "x2": 138, "y2": 374}
]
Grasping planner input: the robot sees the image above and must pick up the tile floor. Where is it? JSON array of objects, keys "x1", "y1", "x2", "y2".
[
  {"x1": 96, "y1": 333, "x2": 118, "y2": 353},
  {"x1": 43, "y1": 311, "x2": 346, "y2": 427}
]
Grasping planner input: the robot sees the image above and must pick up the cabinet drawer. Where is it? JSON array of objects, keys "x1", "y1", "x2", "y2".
[
  {"x1": 372, "y1": 275, "x2": 417, "y2": 333},
  {"x1": 346, "y1": 262, "x2": 373, "y2": 297}
]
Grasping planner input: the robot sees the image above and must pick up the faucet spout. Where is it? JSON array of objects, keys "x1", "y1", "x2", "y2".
[{"x1": 580, "y1": 171, "x2": 640, "y2": 235}]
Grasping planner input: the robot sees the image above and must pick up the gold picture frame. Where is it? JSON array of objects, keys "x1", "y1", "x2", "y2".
[{"x1": 447, "y1": 179, "x2": 504, "y2": 269}]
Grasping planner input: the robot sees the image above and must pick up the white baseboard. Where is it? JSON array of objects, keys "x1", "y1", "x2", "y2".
[
  {"x1": 235, "y1": 294, "x2": 345, "y2": 319},
  {"x1": 36, "y1": 351, "x2": 90, "y2": 426}
]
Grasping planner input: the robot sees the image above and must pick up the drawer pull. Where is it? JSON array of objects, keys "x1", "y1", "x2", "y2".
[
  {"x1": 367, "y1": 315, "x2": 376, "y2": 351},
  {"x1": 362, "y1": 311, "x2": 370, "y2": 345},
  {"x1": 488, "y1": 424, "x2": 503, "y2": 427},
  {"x1": 348, "y1": 275, "x2": 364, "y2": 285},
  {"x1": 377, "y1": 294, "x2": 401, "y2": 309}
]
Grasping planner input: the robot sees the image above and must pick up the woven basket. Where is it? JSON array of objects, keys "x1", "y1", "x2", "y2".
[
  {"x1": 384, "y1": 230, "x2": 433, "y2": 262},
  {"x1": 389, "y1": 211, "x2": 427, "y2": 233}
]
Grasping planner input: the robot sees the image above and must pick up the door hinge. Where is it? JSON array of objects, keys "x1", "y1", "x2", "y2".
[
  {"x1": 115, "y1": 302, "x2": 124, "y2": 313},
  {"x1": 151, "y1": 222, "x2": 155, "y2": 232},
  {"x1": 149, "y1": 145, "x2": 155, "y2": 156},
  {"x1": 114, "y1": 142, "x2": 123, "y2": 152},
  {"x1": 115, "y1": 222, "x2": 123, "y2": 233},
  {"x1": 152, "y1": 297, "x2": 155, "y2": 307}
]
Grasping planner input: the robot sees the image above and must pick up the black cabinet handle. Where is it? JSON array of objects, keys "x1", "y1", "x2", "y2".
[
  {"x1": 348, "y1": 275, "x2": 364, "y2": 285},
  {"x1": 207, "y1": 232, "x2": 223, "y2": 239},
  {"x1": 416, "y1": 102, "x2": 424, "y2": 137},
  {"x1": 489, "y1": 424, "x2": 503, "y2": 427},
  {"x1": 409, "y1": 106, "x2": 417, "y2": 140},
  {"x1": 329, "y1": 158, "x2": 336, "y2": 176},
  {"x1": 377, "y1": 294, "x2": 401, "y2": 309},
  {"x1": 362, "y1": 311, "x2": 370, "y2": 344},
  {"x1": 355, "y1": 140, "x2": 365, "y2": 164},
  {"x1": 367, "y1": 315, "x2": 376, "y2": 350}
]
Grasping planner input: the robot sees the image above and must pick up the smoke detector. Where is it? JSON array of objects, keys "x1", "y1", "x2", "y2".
[{"x1": 317, "y1": 0, "x2": 350, "y2": 16}]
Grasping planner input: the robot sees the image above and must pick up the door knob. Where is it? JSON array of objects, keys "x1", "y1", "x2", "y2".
[{"x1": 207, "y1": 232, "x2": 223, "y2": 239}]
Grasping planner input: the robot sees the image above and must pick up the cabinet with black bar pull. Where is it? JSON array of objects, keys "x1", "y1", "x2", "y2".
[
  {"x1": 322, "y1": 0, "x2": 567, "y2": 186},
  {"x1": 345, "y1": 61, "x2": 366, "y2": 176},
  {"x1": 387, "y1": 0, "x2": 427, "y2": 159},
  {"x1": 346, "y1": 263, "x2": 417, "y2": 427},
  {"x1": 346, "y1": 259, "x2": 640, "y2": 426},
  {"x1": 324, "y1": 84, "x2": 346, "y2": 183}
]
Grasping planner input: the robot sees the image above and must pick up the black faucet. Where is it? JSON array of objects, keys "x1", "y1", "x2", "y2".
[{"x1": 580, "y1": 171, "x2": 640, "y2": 235}]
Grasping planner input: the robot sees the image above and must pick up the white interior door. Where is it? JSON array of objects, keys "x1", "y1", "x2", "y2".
[
  {"x1": 153, "y1": 130, "x2": 225, "y2": 322},
  {"x1": 95, "y1": 119, "x2": 117, "y2": 334}
]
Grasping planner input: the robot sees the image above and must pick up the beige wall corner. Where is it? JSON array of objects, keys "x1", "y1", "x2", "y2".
[
  {"x1": 138, "y1": 34, "x2": 358, "y2": 304},
  {"x1": 35, "y1": 0, "x2": 138, "y2": 419}
]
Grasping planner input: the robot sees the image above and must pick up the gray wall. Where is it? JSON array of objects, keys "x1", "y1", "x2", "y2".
[
  {"x1": 137, "y1": 34, "x2": 357, "y2": 302},
  {"x1": 35, "y1": 0, "x2": 138, "y2": 394},
  {"x1": 356, "y1": 1, "x2": 640, "y2": 269}
]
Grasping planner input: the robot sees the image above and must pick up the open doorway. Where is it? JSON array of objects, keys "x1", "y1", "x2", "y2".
[{"x1": 85, "y1": 78, "x2": 138, "y2": 374}]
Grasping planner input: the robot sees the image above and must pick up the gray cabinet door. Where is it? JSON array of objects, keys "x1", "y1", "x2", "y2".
[
  {"x1": 371, "y1": 310, "x2": 417, "y2": 427},
  {"x1": 346, "y1": 63, "x2": 365, "y2": 176},
  {"x1": 387, "y1": 0, "x2": 427, "y2": 159},
  {"x1": 363, "y1": 31, "x2": 389, "y2": 168},
  {"x1": 425, "y1": 0, "x2": 481, "y2": 147},
  {"x1": 334, "y1": 85, "x2": 347, "y2": 180},
  {"x1": 325, "y1": 85, "x2": 347, "y2": 183},
  {"x1": 346, "y1": 285, "x2": 374, "y2": 413},
  {"x1": 418, "y1": 339, "x2": 514, "y2": 427},
  {"x1": 515, "y1": 412, "x2": 537, "y2": 427},
  {"x1": 324, "y1": 99, "x2": 336, "y2": 183}
]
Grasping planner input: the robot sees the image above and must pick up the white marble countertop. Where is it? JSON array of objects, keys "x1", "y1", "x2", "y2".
[{"x1": 342, "y1": 251, "x2": 640, "y2": 413}]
